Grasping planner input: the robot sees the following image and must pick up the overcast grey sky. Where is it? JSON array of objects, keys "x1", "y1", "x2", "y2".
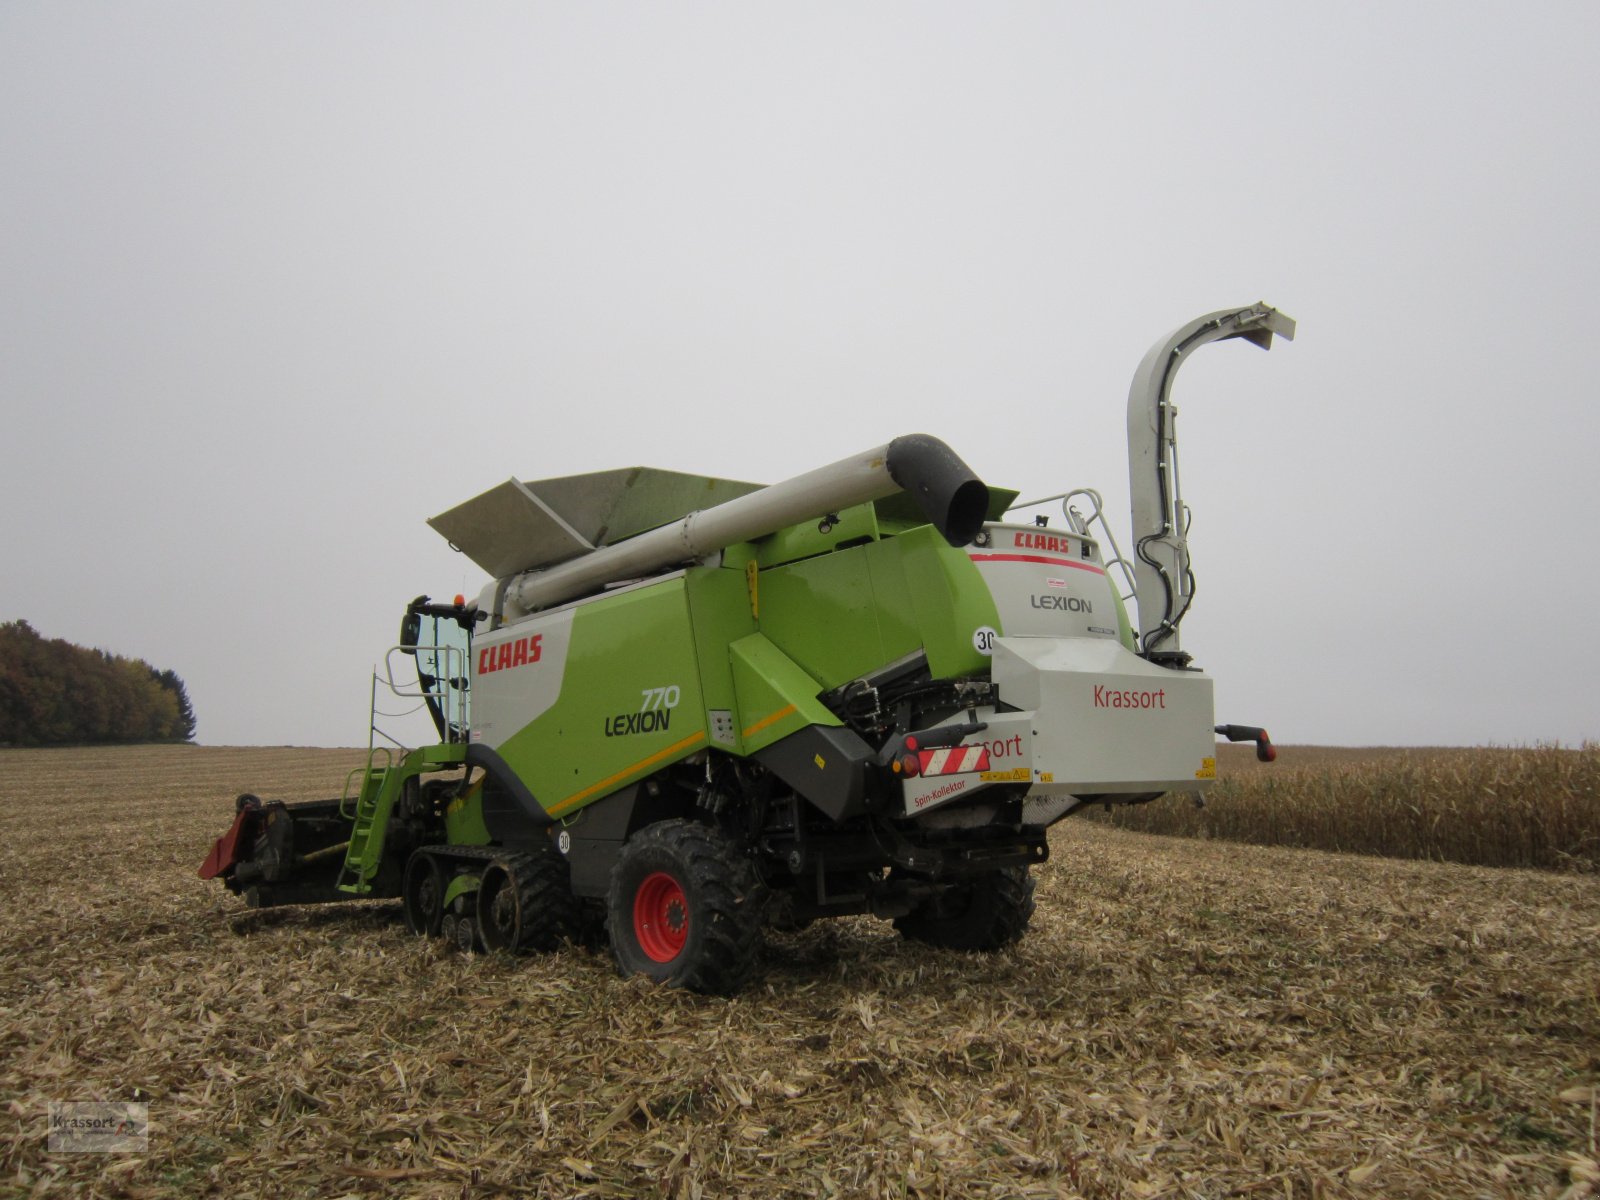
[{"x1": 3, "y1": 3, "x2": 1597, "y2": 748}]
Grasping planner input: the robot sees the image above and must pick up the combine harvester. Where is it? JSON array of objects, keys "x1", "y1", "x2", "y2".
[{"x1": 201, "y1": 304, "x2": 1291, "y2": 994}]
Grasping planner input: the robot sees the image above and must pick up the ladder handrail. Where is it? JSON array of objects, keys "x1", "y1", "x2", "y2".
[
  {"x1": 1062, "y1": 488, "x2": 1139, "y2": 605},
  {"x1": 340, "y1": 746, "x2": 392, "y2": 821},
  {"x1": 1005, "y1": 487, "x2": 1139, "y2": 605},
  {"x1": 337, "y1": 760, "x2": 398, "y2": 893},
  {"x1": 382, "y1": 643, "x2": 469, "y2": 744},
  {"x1": 338, "y1": 642, "x2": 468, "y2": 893}
]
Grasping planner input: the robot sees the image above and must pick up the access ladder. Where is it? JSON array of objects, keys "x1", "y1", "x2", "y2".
[{"x1": 335, "y1": 744, "x2": 468, "y2": 895}]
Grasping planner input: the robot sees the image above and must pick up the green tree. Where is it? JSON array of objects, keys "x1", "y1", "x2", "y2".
[
  {"x1": 153, "y1": 667, "x2": 197, "y2": 742},
  {"x1": 0, "y1": 619, "x2": 199, "y2": 746}
]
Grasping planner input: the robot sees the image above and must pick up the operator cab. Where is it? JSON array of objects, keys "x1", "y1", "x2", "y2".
[{"x1": 398, "y1": 596, "x2": 475, "y2": 743}]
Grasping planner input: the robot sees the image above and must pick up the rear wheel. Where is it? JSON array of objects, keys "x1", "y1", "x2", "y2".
[
  {"x1": 606, "y1": 820, "x2": 766, "y2": 995},
  {"x1": 477, "y1": 848, "x2": 580, "y2": 953},
  {"x1": 893, "y1": 866, "x2": 1035, "y2": 951}
]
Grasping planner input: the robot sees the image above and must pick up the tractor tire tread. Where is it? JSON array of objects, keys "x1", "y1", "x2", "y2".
[
  {"x1": 481, "y1": 846, "x2": 581, "y2": 953},
  {"x1": 608, "y1": 819, "x2": 766, "y2": 996},
  {"x1": 894, "y1": 865, "x2": 1036, "y2": 952}
]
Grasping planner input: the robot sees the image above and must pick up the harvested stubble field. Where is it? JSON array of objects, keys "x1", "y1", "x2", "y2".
[{"x1": 2, "y1": 747, "x2": 1598, "y2": 1200}]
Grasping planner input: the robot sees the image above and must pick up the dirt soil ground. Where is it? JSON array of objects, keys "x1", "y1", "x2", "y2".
[{"x1": 2, "y1": 745, "x2": 1597, "y2": 1199}]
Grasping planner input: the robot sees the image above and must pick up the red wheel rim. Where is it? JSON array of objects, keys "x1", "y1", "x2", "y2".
[{"x1": 634, "y1": 871, "x2": 689, "y2": 963}]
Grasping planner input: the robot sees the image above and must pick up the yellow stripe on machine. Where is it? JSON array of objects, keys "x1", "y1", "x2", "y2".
[
  {"x1": 549, "y1": 731, "x2": 708, "y2": 817},
  {"x1": 742, "y1": 703, "x2": 797, "y2": 740}
]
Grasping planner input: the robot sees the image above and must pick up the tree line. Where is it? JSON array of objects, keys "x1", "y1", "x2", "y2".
[{"x1": 0, "y1": 620, "x2": 196, "y2": 746}]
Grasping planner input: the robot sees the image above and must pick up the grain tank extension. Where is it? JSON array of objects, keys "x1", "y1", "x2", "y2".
[{"x1": 200, "y1": 304, "x2": 1293, "y2": 994}]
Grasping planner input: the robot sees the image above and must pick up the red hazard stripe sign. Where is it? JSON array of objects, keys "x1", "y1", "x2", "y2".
[{"x1": 916, "y1": 745, "x2": 991, "y2": 776}]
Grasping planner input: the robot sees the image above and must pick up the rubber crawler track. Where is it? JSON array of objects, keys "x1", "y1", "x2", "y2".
[{"x1": 480, "y1": 846, "x2": 581, "y2": 953}]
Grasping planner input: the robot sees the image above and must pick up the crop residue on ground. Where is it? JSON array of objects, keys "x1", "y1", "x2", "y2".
[{"x1": 2, "y1": 745, "x2": 1598, "y2": 1198}]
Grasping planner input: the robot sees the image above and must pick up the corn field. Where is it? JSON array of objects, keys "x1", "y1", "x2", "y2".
[{"x1": 1093, "y1": 743, "x2": 1600, "y2": 872}]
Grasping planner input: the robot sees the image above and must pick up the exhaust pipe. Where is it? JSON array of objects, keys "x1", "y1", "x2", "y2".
[{"x1": 511, "y1": 433, "x2": 988, "y2": 613}]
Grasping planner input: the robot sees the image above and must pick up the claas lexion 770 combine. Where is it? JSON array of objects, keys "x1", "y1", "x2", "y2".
[{"x1": 201, "y1": 304, "x2": 1292, "y2": 994}]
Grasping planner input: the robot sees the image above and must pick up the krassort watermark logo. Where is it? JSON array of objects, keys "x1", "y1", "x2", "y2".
[{"x1": 47, "y1": 1101, "x2": 148, "y2": 1153}]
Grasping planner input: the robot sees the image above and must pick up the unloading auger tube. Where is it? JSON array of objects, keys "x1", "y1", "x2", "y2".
[
  {"x1": 1126, "y1": 303, "x2": 1296, "y2": 664},
  {"x1": 508, "y1": 433, "x2": 988, "y2": 614}
]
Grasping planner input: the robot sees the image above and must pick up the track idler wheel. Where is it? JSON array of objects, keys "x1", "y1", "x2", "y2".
[
  {"x1": 440, "y1": 900, "x2": 479, "y2": 954},
  {"x1": 402, "y1": 851, "x2": 445, "y2": 937}
]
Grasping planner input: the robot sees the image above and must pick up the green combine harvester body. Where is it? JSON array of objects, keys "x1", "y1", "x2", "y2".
[{"x1": 200, "y1": 305, "x2": 1292, "y2": 994}]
